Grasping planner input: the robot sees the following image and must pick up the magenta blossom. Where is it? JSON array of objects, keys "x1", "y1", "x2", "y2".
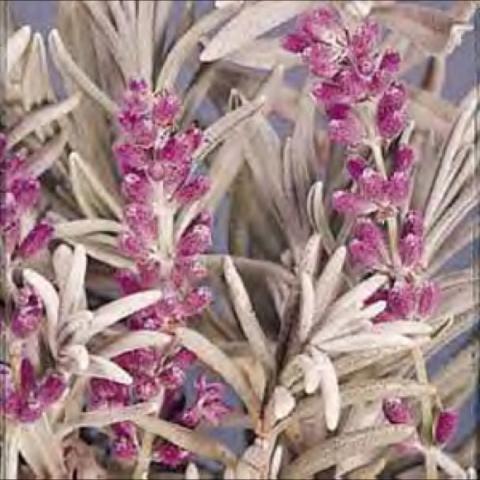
[
  {"x1": 152, "y1": 442, "x2": 191, "y2": 468},
  {"x1": 0, "y1": 134, "x2": 53, "y2": 258},
  {"x1": 333, "y1": 155, "x2": 411, "y2": 218},
  {"x1": 0, "y1": 358, "x2": 66, "y2": 423},
  {"x1": 180, "y1": 375, "x2": 231, "y2": 427},
  {"x1": 88, "y1": 79, "x2": 228, "y2": 463},
  {"x1": 366, "y1": 280, "x2": 439, "y2": 323},
  {"x1": 434, "y1": 409, "x2": 458, "y2": 445},
  {"x1": 383, "y1": 398, "x2": 414, "y2": 425},
  {"x1": 11, "y1": 286, "x2": 44, "y2": 338},
  {"x1": 283, "y1": 7, "x2": 404, "y2": 145}
]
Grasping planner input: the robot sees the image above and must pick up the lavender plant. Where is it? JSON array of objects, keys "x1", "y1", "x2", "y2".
[{"x1": 0, "y1": 1, "x2": 478, "y2": 479}]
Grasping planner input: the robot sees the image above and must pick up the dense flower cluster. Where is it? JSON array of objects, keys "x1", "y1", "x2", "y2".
[
  {"x1": 284, "y1": 3, "x2": 450, "y2": 456},
  {"x1": 88, "y1": 79, "x2": 229, "y2": 465},
  {"x1": 114, "y1": 79, "x2": 212, "y2": 328},
  {"x1": 283, "y1": 7, "x2": 439, "y2": 326},
  {"x1": 283, "y1": 6, "x2": 406, "y2": 146},
  {"x1": 0, "y1": 133, "x2": 63, "y2": 423}
]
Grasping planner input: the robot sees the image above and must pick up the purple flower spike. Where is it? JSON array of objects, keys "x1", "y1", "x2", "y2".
[{"x1": 434, "y1": 409, "x2": 458, "y2": 444}]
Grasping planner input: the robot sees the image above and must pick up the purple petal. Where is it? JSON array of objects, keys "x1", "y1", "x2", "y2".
[
  {"x1": 434, "y1": 409, "x2": 458, "y2": 444},
  {"x1": 399, "y1": 233, "x2": 423, "y2": 267},
  {"x1": 17, "y1": 221, "x2": 53, "y2": 258},
  {"x1": 383, "y1": 398, "x2": 413, "y2": 424},
  {"x1": 417, "y1": 281, "x2": 440, "y2": 317}
]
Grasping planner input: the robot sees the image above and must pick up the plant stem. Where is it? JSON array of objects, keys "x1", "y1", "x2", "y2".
[
  {"x1": 412, "y1": 346, "x2": 437, "y2": 480},
  {"x1": 133, "y1": 431, "x2": 155, "y2": 480}
]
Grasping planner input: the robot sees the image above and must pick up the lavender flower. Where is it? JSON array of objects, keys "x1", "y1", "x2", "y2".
[
  {"x1": 86, "y1": 80, "x2": 229, "y2": 463},
  {"x1": 434, "y1": 409, "x2": 459, "y2": 445},
  {"x1": 283, "y1": 7, "x2": 404, "y2": 145}
]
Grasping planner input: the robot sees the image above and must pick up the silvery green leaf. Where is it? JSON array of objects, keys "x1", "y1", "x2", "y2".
[
  {"x1": 298, "y1": 272, "x2": 315, "y2": 342},
  {"x1": 57, "y1": 402, "x2": 158, "y2": 438},
  {"x1": 60, "y1": 245, "x2": 87, "y2": 321},
  {"x1": 23, "y1": 269, "x2": 60, "y2": 355},
  {"x1": 223, "y1": 256, "x2": 275, "y2": 371},
  {"x1": 7, "y1": 26, "x2": 32, "y2": 75},
  {"x1": 27, "y1": 132, "x2": 67, "y2": 178},
  {"x1": 201, "y1": 1, "x2": 313, "y2": 62},
  {"x1": 7, "y1": 93, "x2": 80, "y2": 148},
  {"x1": 48, "y1": 29, "x2": 118, "y2": 115},
  {"x1": 282, "y1": 425, "x2": 414, "y2": 479},
  {"x1": 86, "y1": 290, "x2": 163, "y2": 339},
  {"x1": 21, "y1": 33, "x2": 54, "y2": 110},
  {"x1": 224, "y1": 38, "x2": 298, "y2": 70},
  {"x1": 70, "y1": 152, "x2": 122, "y2": 220},
  {"x1": 313, "y1": 246, "x2": 347, "y2": 324},
  {"x1": 326, "y1": 274, "x2": 388, "y2": 319},
  {"x1": 156, "y1": 4, "x2": 242, "y2": 90},
  {"x1": 300, "y1": 234, "x2": 322, "y2": 277},
  {"x1": 319, "y1": 333, "x2": 414, "y2": 354},
  {"x1": 372, "y1": 321, "x2": 433, "y2": 337},
  {"x1": 272, "y1": 386, "x2": 295, "y2": 422},
  {"x1": 193, "y1": 96, "x2": 265, "y2": 165},
  {"x1": 59, "y1": 344, "x2": 90, "y2": 372},
  {"x1": 83, "y1": 355, "x2": 132, "y2": 385},
  {"x1": 424, "y1": 89, "x2": 477, "y2": 228},
  {"x1": 307, "y1": 181, "x2": 337, "y2": 252},
  {"x1": 310, "y1": 348, "x2": 340, "y2": 431},
  {"x1": 135, "y1": 415, "x2": 237, "y2": 467},
  {"x1": 430, "y1": 447, "x2": 467, "y2": 479},
  {"x1": 315, "y1": 301, "x2": 386, "y2": 345},
  {"x1": 54, "y1": 219, "x2": 123, "y2": 238},
  {"x1": 185, "y1": 462, "x2": 200, "y2": 480},
  {"x1": 95, "y1": 331, "x2": 171, "y2": 358}
]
